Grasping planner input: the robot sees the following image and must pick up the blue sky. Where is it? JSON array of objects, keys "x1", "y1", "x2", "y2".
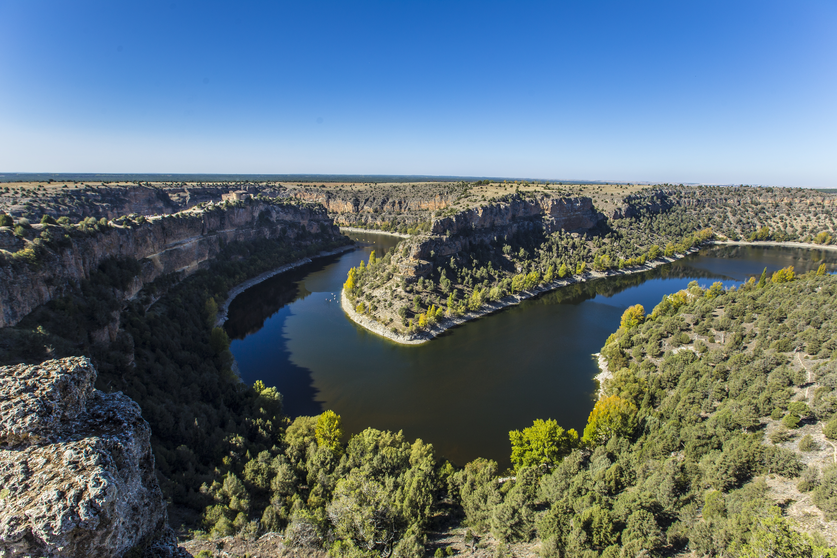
[{"x1": 0, "y1": 1, "x2": 834, "y2": 186}]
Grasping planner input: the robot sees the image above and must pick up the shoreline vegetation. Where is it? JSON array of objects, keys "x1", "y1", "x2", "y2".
[
  {"x1": 341, "y1": 247, "x2": 702, "y2": 346},
  {"x1": 340, "y1": 239, "x2": 837, "y2": 347},
  {"x1": 215, "y1": 244, "x2": 355, "y2": 327}
]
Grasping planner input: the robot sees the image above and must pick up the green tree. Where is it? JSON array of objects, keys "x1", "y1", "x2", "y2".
[
  {"x1": 316, "y1": 410, "x2": 344, "y2": 454},
  {"x1": 757, "y1": 267, "x2": 768, "y2": 288},
  {"x1": 509, "y1": 419, "x2": 579, "y2": 471}
]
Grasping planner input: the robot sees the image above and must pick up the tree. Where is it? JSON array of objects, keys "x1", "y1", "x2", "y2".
[
  {"x1": 772, "y1": 266, "x2": 795, "y2": 284},
  {"x1": 582, "y1": 395, "x2": 638, "y2": 445},
  {"x1": 368, "y1": 250, "x2": 376, "y2": 265},
  {"x1": 620, "y1": 304, "x2": 645, "y2": 331},
  {"x1": 738, "y1": 512, "x2": 827, "y2": 558},
  {"x1": 509, "y1": 419, "x2": 578, "y2": 471},
  {"x1": 344, "y1": 268, "x2": 357, "y2": 292},
  {"x1": 757, "y1": 267, "x2": 768, "y2": 288},
  {"x1": 316, "y1": 410, "x2": 344, "y2": 454}
]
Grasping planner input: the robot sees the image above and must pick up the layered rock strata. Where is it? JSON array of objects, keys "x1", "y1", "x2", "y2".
[
  {"x1": 0, "y1": 199, "x2": 343, "y2": 328},
  {"x1": 0, "y1": 183, "x2": 285, "y2": 221},
  {"x1": 0, "y1": 357, "x2": 184, "y2": 557},
  {"x1": 400, "y1": 195, "x2": 602, "y2": 279}
]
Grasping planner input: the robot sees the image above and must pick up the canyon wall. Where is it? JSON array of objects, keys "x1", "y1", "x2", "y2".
[
  {"x1": 290, "y1": 189, "x2": 455, "y2": 227},
  {"x1": 398, "y1": 195, "x2": 602, "y2": 279},
  {"x1": 0, "y1": 199, "x2": 343, "y2": 328},
  {"x1": 0, "y1": 357, "x2": 185, "y2": 557},
  {"x1": 0, "y1": 184, "x2": 285, "y2": 221}
]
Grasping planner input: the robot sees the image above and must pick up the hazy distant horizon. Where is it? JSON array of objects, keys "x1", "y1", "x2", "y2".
[{"x1": 0, "y1": 172, "x2": 828, "y2": 190}]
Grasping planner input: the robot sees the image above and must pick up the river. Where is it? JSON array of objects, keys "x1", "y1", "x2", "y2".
[{"x1": 225, "y1": 232, "x2": 837, "y2": 470}]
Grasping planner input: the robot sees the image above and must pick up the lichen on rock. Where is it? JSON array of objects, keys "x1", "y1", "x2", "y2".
[{"x1": 0, "y1": 357, "x2": 186, "y2": 558}]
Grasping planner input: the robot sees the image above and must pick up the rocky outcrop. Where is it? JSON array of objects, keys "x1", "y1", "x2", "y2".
[
  {"x1": 290, "y1": 189, "x2": 456, "y2": 227},
  {"x1": 609, "y1": 190, "x2": 674, "y2": 220},
  {"x1": 0, "y1": 357, "x2": 185, "y2": 558},
  {"x1": 0, "y1": 199, "x2": 344, "y2": 328},
  {"x1": 431, "y1": 196, "x2": 600, "y2": 237},
  {"x1": 0, "y1": 183, "x2": 285, "y2": 221},
  {"x1": 404, "y1": 195, "x2": 602, "y2": 268}
]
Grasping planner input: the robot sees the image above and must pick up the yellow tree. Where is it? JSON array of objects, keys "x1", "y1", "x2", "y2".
[
  {"x1": 509, "y1": 419, "x2": 578, "y2": 471},
  {"x1": 620, "y1": 304, "x2": 645, "y2": 331},
  {"x1": 771, "y1": 266, "x2": 795, "y2": 284},
  {"x1": 315, "y1": 410, "x2": 343, "y2": 455},
  {"x1": 582, "y1": 395, "x2": 638, "y2": 446},
  {"x1": 344, "y1": 267, "x2": 357, "y2": 292}
]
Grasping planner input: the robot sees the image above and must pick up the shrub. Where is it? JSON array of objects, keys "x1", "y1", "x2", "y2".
[
  {"x1": 782, "y1": 413, "x2": 801, "y2": 429},
  {"x1": 799, "y1": 434, "x2": 818, "y2": 452},
  {"x1": 824, "y1": 417, "x2": 837, "y2": 440}
]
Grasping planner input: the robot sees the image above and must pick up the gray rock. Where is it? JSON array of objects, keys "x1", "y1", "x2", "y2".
[{"x1": 0, "y1": 357, "x2": 187, "y2": 558}]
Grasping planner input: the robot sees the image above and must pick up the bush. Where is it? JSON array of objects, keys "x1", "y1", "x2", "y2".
[
  {"x1": 782, "y1": 413, "x2": 801, "y2": 429},
  {"x1": 799, "y1": 434, "x2": 818, "y2": 452},
  {"x1": 824, "y1": 417, "x2": 837, "y2": 440}
]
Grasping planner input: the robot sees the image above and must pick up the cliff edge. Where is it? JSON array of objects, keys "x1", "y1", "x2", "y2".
[{"x1": 0, "y1": 357, "x2": 186, "y2": 558}]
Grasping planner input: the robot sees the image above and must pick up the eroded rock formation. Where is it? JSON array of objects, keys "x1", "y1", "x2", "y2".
[
  {"x1": 0, "y1": 357, "x2": 185, "y2": 558},
  {"x1": 0, "y1": 199, "x2": 343, "y2": 328},
  {"x1": 398, "y1": 195, "x2": 602, "y2": 278}
]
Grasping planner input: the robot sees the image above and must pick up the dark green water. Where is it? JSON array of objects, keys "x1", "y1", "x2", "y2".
[{"x1": 226, "y1": 233, "x2": 837, "y2": 469}]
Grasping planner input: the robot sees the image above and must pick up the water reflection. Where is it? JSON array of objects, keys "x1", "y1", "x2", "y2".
[{"x1": 227, "y1": 237, "x2": 837, "y2": 468}]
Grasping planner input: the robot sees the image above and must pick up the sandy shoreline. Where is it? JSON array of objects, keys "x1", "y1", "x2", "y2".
[
  {"x1": 339, "y1": 226, "x2": 412, "y2": 239},
  {"x1": 340, "y1": 247, "x2": 702, "y2": 346},
  {"x1": 592, "y1": 353, "x2": 612, "y2": 401},
  {"x1": 215, "y1": 244, "x2": 355, "y2": 327},
  {"x1": 712, "y1": 240, "x2": 837, "y2": 252}
]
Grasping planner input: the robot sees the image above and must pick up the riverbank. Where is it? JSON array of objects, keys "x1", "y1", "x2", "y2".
[
  {"x1": 216, "y1": 244, "x2": 355, "y2": 327},
  {"x1": 592, "y1": 353, "x2": 612, "y2": 400},
  {"x1": 712, "y1": 239, "x2": 837, "y2": 252},
  {"x1": 341, "y1": 247, "x2": 702, "y2": 346},
  {"x1": 339, "y1": 226, "x2": 412, "y2": 238},
  {"x1": 341, "y1": 291, "x2": 428, "y2": 344}
]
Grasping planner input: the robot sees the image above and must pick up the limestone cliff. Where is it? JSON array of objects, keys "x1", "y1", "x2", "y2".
[
  {"x1": 400, "y1": 195, "x2": 602, "y2": 278},
  {"x1": 0, "y1": 198, "x2": 343, "y2": 328},
  {"x1": 0, "y1": 183, "x2": 284, "y2": 221},
  {"x1": 289, "y1": 188, "x2": 456, "y2": 227},
  {"x1": 0, "y1": 357, "x2": 185, "y2": 558}
]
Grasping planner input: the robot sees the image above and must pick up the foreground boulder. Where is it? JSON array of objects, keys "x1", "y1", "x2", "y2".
[{"x1": 0, "y1": 357, "x2": 186, "y2": 558}]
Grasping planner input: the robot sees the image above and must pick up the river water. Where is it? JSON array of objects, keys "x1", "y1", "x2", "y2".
[{"x1": 225, "y1": 233, "x2": 837, "y2": 469}]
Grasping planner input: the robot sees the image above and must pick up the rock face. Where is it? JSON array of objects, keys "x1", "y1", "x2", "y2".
[
  {"x1": 0, "y1": 183, "x2": 285, "y2": 221},
  {"x1": 609, "y1": 190, "x2": 674, "y2": 220},
  {"x1": 0, "y1": 357, "x2": 182, "y2": 558},
  {"x1": 404, "y1": 195, "x2": 602, "y2": 271},
  {"x1": 0, "y1": 199, "x2": 344, "y2": 328},
  {"x1": 431, "y1": 196, "x2": 600, "y2": 237}
]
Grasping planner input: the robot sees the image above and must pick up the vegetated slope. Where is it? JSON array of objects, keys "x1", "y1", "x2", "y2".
[
  {"x1": 343, "y1": 185, "x2": 836, "y2": 340},
  {"x1": 0, "y1": 199, "x2": 350, "y2": 530},
  {"x1": 181, "y1": 267, "x2": 837, "y2": 558},
  {"x1": 570, "y1": 267, "x2": 837, "y2": 556}
]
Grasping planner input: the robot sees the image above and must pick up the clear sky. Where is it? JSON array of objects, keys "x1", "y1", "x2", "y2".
[{"x1": 0, "y1": 1, "x2": 834, "y2": 186}]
